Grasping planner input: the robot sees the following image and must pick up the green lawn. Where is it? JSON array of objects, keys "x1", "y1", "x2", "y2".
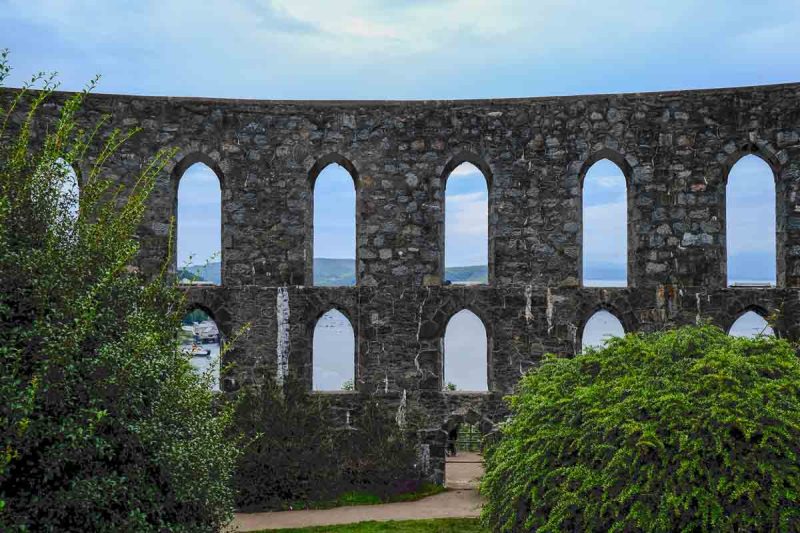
[
  {"x1": 283, "y1": 484, "x2": 446, "y2": 511},
  {"x1": 264, "y1": 518, "x2": 486, "y2": 532}
]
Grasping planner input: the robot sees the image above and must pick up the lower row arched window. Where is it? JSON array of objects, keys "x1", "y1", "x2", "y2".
[
  {"x1": 581, "y1": 310, "x2": 625, "y2": 350},
  {"x1": 579, "y1": 307, "x2": 775, "y2": 351},
  {"x1": 443, "y1": 309, "x2": 488, "y2": 392},
  {"x1": 312, "y1": 309, "x2": 355, "y2": 391},
  {"x1": 181, "y1": 308, "x2": 222, "y2": 391},
  {"x1": 729, "y1": 310, "x2": 774, "y2": 338},
  {"x1": 308, "y1": 305, "x2": 775, "y2": 391}
]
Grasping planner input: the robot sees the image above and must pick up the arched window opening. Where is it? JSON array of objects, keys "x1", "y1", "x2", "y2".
[
  {"x1": 443, "y1": 309, "x2": 488, "y2": 392},
  {"x1": 581, "y1": 310, "x2": 624, "y2": 350},
  {"x1": 313, "y1": 164, "x2": 356, "y2": 286},
  {"x1": 726, "y1": 155, "x2": 776, "y2": 287},
  {"x1": 444, "y1": 162, "x2": 488, "y2": 285},
  {"x1": 312, "y1": 309, "x2": 355, "y2": 391},
  {"x1": 729, "y1": 310, "x2": 774, "y2": 338},
  {"x1": 445, "y1": 421, "x2": 483, "y2": 489},
  {"x1": 55, "y1": 158, "x2": 79, "y2": 220},
  {"x1": 180, "y1": 308, "x2": 221, "y2": 391},
  {"x1": 177, "y1": 162, "x2": 221, "y2": 285},
  {"x1": 582, "y1": 159, "x2": 627, "y2": 287}
]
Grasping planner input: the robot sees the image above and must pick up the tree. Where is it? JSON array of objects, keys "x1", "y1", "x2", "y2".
[
  {"x1": 0, "y1": 51, "x2": 240, "y2": 532},
  {"x1": 481, "y1": 324, "x2": 800, "y2": 532}
]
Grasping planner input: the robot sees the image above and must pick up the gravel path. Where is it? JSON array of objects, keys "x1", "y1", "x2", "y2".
[{"x1": 230, "y1": 489, "x2": 484, "y2": 531}]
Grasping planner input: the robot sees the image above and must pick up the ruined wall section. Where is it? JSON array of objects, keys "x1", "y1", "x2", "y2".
[{"x1": 4, "y1": 85, "x2": 800, "y2": 457}]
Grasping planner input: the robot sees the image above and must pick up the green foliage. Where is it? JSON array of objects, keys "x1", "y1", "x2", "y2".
[
  {"x1": 266, "y1": 518, "x2": 485, "y2": 533},
  {"x1": 182, "y1": 308, "x2": 210, "y2": 325},
  {"x1": 455, "y1": 423, "x2": 481, "y2": 453},
  {"x1": 290, "y1": 483, "x2": 444, "y2": 511},
  {"x1": 0, "y1": 52, "x2": 240, "y2": 531},
  {"x1": 481, "y1": 325, "x2": 800, "y2": 532},
  {"x1": 232, "y1": 375, "x2": 428, "y2": 512},
  {"x1": 341, "y1": 378, "x2": 355, "y2": 391}
]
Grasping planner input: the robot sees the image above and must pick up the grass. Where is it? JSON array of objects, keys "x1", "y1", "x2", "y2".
[
  {"x1": 262, "y1": 518, "x2": 486, "y2": 532},
  {"x1": 285, "y1": 483, "x2": 447, "y2": 511}
]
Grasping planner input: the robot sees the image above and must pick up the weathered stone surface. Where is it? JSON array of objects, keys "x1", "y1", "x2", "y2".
[{"x1": 6, "y1": 83, "x2": 800, "y2": 483}]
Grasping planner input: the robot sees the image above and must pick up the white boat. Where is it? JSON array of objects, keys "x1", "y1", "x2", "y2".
[{"x1": 182, "y1": 342, "x2": 211, "y2": 357}]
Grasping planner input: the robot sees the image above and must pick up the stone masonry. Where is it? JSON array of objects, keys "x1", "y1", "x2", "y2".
[{"x1": 5, "y1": 82, "x2": 800, "y2": 483}]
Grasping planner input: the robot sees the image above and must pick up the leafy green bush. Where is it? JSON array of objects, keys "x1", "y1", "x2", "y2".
[
  {"x1": 0, "y1": 53, "x2": 240, "y2": 531},
  {"x1": 232, "y1": 374, "x2": 427, "y2": 511},
  {"x1": 482, "y1": 325, "x2": 800, "y2": 532}
]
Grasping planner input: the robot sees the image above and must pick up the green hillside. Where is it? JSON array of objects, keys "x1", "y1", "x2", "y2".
[{"x1": 180, "y1": 260, "x2": 489, "y2": 285}]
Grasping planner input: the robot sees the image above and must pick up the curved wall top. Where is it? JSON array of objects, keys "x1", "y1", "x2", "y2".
[{"x1": 4, "y1": 83, "x2": 800, "y2": 289}]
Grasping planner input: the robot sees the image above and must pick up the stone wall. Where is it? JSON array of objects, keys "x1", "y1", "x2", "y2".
[{"x1": 5, "y1": 82, "x2": 800, "y2": 483}]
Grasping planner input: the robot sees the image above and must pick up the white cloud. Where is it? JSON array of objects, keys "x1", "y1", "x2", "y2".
[
  {"x1": 449, "y1": 163, "x2": 484, "y2": 177},
  {"x1": 583, "y1": 200, "x2": 626, "y2": 264},
  {"x1": 446, "y1": 192, "x2": 487, "y2": 237},
  {"x1": 2, "y1": 0, "x2": 701, "y2": 80},
  {"x1": 592, "y1": 175, "x2": 626, "y2": 189},
  {"x1": 734, "y1": 19, "x2": 800, "y2": 57}
]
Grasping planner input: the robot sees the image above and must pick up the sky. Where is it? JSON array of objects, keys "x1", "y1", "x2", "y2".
[
  {"x1": 11, "y1": 1, "x2": 790, "y2": 370},
  {"x1": 313, "y1": 164, "x2": 356, "y2": 261},
  {"x1": 1, "y1": 1, "x2": 798, "y2": 99},
  {"x1": 177, "y1": 163, "x2": 221, "y2": 267},
  {"x1": 444, "y1": 309, "x2": 488, "y2": 391},
  {"x1": 445, "y1": 163, "x2": 489, "y2": 268},
  {"x1": 313, "y1": 309, "x2": 355, "y2": 390},
  {"x1": 583, "y1": 159, "x2": 627, "y2": 285}
]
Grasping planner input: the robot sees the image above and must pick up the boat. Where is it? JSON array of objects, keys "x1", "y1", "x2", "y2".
[{"x1": 182, "y1": 342, "x2": 211, "y2": 357}]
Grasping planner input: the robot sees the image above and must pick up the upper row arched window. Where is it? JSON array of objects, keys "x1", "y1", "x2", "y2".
[
  {"x1": 582, "y1": 159, "x2": 628, "y2": 287},
  {"x1": 726, "y1": 154, "x2": 776, "y2": 287},
  {"x1": 444, "y1": 162, "x2": 489, "y2": 285},
  {"x1": 171, "y1": 150, "x2": 779, "y2": 289},
  {"x1": 580, "y1": 151, "x2": 778, "y2": 288},
  {"x1": 307, "y1": 156, "x2": 492, "y2": 287},
  {"x1": 311, "y1": 162, "x2": 356, "y2": 286},
  {"x1": 176, "y1": 160, "x2": 222, "y2": 285}
]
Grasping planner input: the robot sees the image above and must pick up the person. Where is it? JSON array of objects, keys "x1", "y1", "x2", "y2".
[{"x1": 446, "y1": 427, "x2": 458, "y2": 456}]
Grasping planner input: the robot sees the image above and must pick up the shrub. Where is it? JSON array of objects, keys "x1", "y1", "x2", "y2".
[
  {"x1": 482, "y1": 325, "x2": 800, "y2": 532},
  {"x1": 232, "y1": 374, "x2": 427, "y2": 511},
  {"x1": 232, "y1": 375, "x2": 341, "y2": 510},
  {"x1": 336, "y1": 398, "x2": 425, "y2": 498},
  {"x1": 0, "y1": 53, "x2": 240, "y2": 531}
]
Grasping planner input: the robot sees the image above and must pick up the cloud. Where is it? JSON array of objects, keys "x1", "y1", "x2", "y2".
[
  {"x1": 446, "y1": 192, "x2": 487, "y2": 238},
  {"x1": 733, "y1": 19, "x2": 800, "y2": 57},
  {"x1": 4, "y1": 0, "x2": 797, "y2": 99},
  {"x1": 448, "y1": 163, "x2": 484, "y2": 177},
  {"x1": 591, "y1": 175, "x2": 626, "y2": 189},
  {"x1": 583, "y1": 200, "x2": 626, "y2": 264}
]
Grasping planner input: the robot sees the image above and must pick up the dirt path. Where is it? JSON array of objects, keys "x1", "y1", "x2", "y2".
[
  {"x1": 230, "y1": 489, "x2": 484, "y2": 531},
  {"x1": 445, "y1": 451, "x2": 484, "y2": 490}
]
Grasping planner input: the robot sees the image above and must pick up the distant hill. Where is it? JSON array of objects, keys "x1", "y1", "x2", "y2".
[
  {"x1": 180, "y1": 252, "x2": 775, "y2": 287},
  {"x1": 444, "y1": 265, "x2": 488, "y2": 284},
  {"x1": 313, "y1": 258, "x2": 356, "y2": 286},
  {"x1": 178, "y1": 262, "x2": 221, "y2": 284},
  {"x1": 179, "y1": 259, "x2": 489, "y2": 285},
  {"x1": 583, "y1": 262, "x2": 626, "y2": 283}
]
